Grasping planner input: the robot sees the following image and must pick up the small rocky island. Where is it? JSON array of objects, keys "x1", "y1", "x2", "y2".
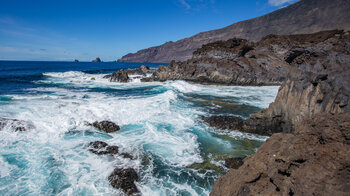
[{"x1": 92, "y1": 57, "x2": 102, "y2": 62}]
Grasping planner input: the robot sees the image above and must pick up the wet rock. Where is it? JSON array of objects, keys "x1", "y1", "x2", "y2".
[
  {"x1": 120, "y1": 152, "x2": 134, "y2": 159},
  {"x1": 88, "y1": 141, "x2": 119, "y2": 155},
  {"x1": 224, "y1": 157, "x2": 245, "y2": 169},
  {"x1": 211, "y1": 113, "x2": 350, "y2": 196},
  {"x1": 89, "y1": 121, "x2": 120, "y2": 133},
  {"x1": 201, "y1": 116, "x2": 244, "y2": 131},
  {"x1": 107, "y1": 70, "x2": 130, "y2": 83},
  {"x1": 74, "y1": 59, "x2": 79, "y2": 62},
  {"x1": 0, "y1": 118, "x2": 34, "y2": 132},
  {"x1": 108, "y1": 168, "x2": 139, "y2": 195}
]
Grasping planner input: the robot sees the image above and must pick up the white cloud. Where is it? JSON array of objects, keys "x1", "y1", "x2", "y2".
[
  {"x1": 179, "y1": 0, "x2": 191, "y2": 9},
  {"x1": 268, "y1": 0, "x2": 297, "y2": 6}
]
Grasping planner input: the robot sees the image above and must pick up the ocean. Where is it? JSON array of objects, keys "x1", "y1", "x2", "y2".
[{"x1": 0, "y1": 61, "x2": 279, "y2": 195}]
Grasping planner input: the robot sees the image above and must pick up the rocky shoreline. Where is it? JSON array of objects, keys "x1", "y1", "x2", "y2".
[{"x1": 106, "y1": 30, "x2": 350, "y2": 195}]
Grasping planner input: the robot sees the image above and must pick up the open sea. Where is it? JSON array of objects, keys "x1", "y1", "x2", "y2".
[{"x1": 0, "y1": 61, "x2": 279, "y2": 195}]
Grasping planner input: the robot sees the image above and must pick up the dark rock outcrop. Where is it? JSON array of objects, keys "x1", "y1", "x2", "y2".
[
  {"x1": 104, "y1": 69, "x2": 130, "y2": 83},
  {"x1": 88, "y1": 141, "x2": 119, "y2": 155},
  {"x1": 88, "y1": 121, "x2": 120, "y2": 133},
  {"x1": 118, "y1": 0, "x2": 350, "y2": 63},
  {"x1": 108, "y1": 168, "x2": 140, "y2": 195},
  {"x1": 74, "y1": 59, "x2": 79, "y2": 62},
  {"x1": 0, "y1": 118, "x2": 34, "y2": 132},
  {"x1": 211, "y1": 113, "x2": 350, "y2": 196},
  {"x1": 146, "y1": 30, "x2": 345, "y2": 86},
  {"x1": 224, "y1": 157, "x2": 245, "y2": 169},
  {"x1": 200, "y1": 30, "x2": 349, "y2": 135},
  {"x1": 245, "y1": 30, "x2": 350, "y2": 134},
  {"x1": 126, "y1": 65, "x2": 153, "y2": 76},
  {"x1": 92, "y1": 57, "x2": 102, "y2": 62}
]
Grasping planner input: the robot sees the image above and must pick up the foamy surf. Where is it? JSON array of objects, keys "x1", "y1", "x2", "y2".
[{"x1": 0, "y1": 67, "x2": 279, "y2": 196}]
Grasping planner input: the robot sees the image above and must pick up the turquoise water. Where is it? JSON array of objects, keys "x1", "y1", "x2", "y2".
[{"x1": 0, "y1": 61, "x2": 279, "y2": 195}]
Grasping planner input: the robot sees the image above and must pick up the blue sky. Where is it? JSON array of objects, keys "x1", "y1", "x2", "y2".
[{"x1": 0, "y1": 0, "x2": 297, "y2": 61}]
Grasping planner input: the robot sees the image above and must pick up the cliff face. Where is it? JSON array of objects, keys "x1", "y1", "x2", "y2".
[
  {"x1": 145, "y1": 30, "x2": 345, "y2": 87},
  {"x1": 246, "y1": 30, "x2": 350, "y2": 133},
  {"x1": 209, "y1": 30, "x2": 350, "y2": 195},
  {"x1": 211, "y1": 113, "x2": 350, "y2": 196},
  {"x1": 118, "y1": 0, "x2": 350, "y2": 63}
]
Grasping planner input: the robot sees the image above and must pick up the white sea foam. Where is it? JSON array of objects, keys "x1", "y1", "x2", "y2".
[{"x1": 0, "y1": 73, "x2": 278, "y2": 195}]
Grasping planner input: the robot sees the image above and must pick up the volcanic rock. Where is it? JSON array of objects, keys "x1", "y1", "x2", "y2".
[
  {"x1": 0, "y1": 118, "x2": 34, "y2": 132},
  {"x1": 108, "y1": 168, "x2": 140, "y2": 195},
  {"x1": 89, "y1": 121, "x2": 120, "y2": 133},
  {"x1": 92, "y1": 57, "x2": 102, "y2": 62},
  {"x1": 224, "y1": 157, "x2": 245, "y2": 169},
  {"x1": 88, "y1": 141, "x2": 119, "y2": 155},
  {"x1": 105, "y1": 70, "x2": 130, "y2": 83},
  {"x1": 211, "y1": 113, "x2": 350, "y2": 196}
]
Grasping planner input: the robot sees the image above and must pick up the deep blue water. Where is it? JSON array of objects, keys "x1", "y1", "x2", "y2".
[{"x1": 0, "y1": 61, "x2": 278, "y2": 195}]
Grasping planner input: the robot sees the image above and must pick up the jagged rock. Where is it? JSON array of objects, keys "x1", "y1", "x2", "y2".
[
  {"x1": 211, "y1": 113, "x2": 350, "y2": 196},
  {"x1": 0, "y1": 118, "x2": 34, "y2": 132},
  {"x1": 120, "y1": 152, "x2": 134, "y2": 159},
  {"x1": 106, "y1": 70, "x2": 130, "y2": 83},
  {"x1": 92, "y1": 57, "x2": 102, "y2": 62},
  {"x1": 126, "y1": 65, "x2": 153, "y2": 76},
  {"x1": 88, "y1": 141, "x2": 119, "y2": 155},
  {"x1": 89, "y1": 121, "x2": 120, "y2": 133},
  {"x1": 108, "y1": 168, "x2": 139, "y2": 195},
  {"x1": 224, "y1": 157, "x2": 245, "y2": 169},
  {"x1": 144, "y1": 30, "x2": 347, "y2": 86}
]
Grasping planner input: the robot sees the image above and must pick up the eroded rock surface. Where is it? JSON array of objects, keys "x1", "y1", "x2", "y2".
[
  {"x1": 211, "y1": 113, "x2": 350, "y2": 196},
  {"x1": 145, "y1": 30, "x2": 346, "y2": 86},
  {"x1": 108, "y1": 168, "x2": 140, "y2": 195},
  {"x1": 88, "y1": 141, "x2": 119, "y2": 155},
  {"x1": 88, "y1": 121, "x2": 120, "y2": 133}
]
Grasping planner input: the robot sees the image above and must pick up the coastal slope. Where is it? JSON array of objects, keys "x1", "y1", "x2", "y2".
[{"x1": 118, "y1": 0, "x2": 350, "y2": 63}]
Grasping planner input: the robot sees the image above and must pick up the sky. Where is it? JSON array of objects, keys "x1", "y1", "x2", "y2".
[{"x1": 0, "y1": 0, "x2": 298, "y2": 61}]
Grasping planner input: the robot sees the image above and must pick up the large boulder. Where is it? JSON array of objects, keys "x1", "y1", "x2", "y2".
[
  {"x1": 108, "y1": 168, "x2": 140, "y2": 195},
  {"x1": 89, "y1": 121, "x2": 120, "y2": 133},
  {"x1": 106, "y1": 70, "x2": 130, "y2": 83},
  {"x1": 211, "y1": 113, "x2": 350, "y2": 196}
]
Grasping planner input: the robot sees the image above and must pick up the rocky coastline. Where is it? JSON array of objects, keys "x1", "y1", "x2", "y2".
[{"x1": 106, "y1": 30, "x2": 350, "y2": 195}]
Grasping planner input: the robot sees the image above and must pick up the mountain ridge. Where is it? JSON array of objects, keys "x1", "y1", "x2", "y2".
[{"x1": 118, "y1": 0, "x2": 350, "y2": 63}]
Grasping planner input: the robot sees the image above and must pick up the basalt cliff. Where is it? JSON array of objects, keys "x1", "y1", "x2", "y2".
[
  {"x1": 138, "y1": 30, "x2": 350, "y2": 195},
  {"x1": 118, "y1": 0, "x2": 350, "y2": 63},
  {"x1": 208, "y1": 30, "x2": 350, "y2": 195}
]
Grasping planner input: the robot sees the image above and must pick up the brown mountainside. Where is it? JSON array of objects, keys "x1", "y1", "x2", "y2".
[{"x1": 118, "y1": 0, "x2": 350, "y2": 63}]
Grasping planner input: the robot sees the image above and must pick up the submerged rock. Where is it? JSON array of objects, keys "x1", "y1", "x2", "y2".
[
  {"x1": 0, "y1": 118, "x2": 34, "y2": 132},
  {"x1": 108, "y1": 168, "x2": 140, "y2": 195},
  {"x1": 88, "y1": 141, "x2": 119, "y2": 155},
  {"x1": 211, "y1": 113, "x2": 350, "y2": 196},
  {"x1": 89, "y1": 121, "x2": 120, "y2": 133}
]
